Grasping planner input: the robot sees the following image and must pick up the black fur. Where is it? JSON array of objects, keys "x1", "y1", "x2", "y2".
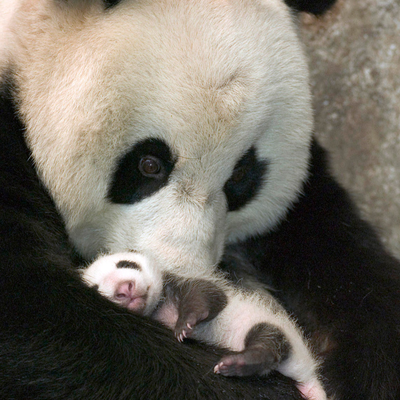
[
  {"x1": 222, "y1": 140, "x2": 400, "y2": 400},
  {"x1": 284, "y1": 0, "x2": 337, "y2": 15},
  {"x1": 108, "y1": 138, "x2": 175, "y2": 204},
  {"x1": 0, "y1": 78, "x2": 305, "y2": 399},
  {"x1": 224, "y1": 146, "x2": 268, "y2": 212},
  {"x1": 103, "y1": 0, "x2": 122, "y2": 9}
]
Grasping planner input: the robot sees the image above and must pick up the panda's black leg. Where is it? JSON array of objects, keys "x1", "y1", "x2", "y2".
[
  {"x1": 167, "y1": 278, "x2": 227, "y2": 341},
  {"x1": 215, "y1": 323, "x2": 291, "y2": 377}
]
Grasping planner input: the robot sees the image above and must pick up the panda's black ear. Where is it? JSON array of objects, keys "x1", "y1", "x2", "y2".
[
  {"x1": 56, "y1": 0, "x2": 122, "y2": 10},
  {"x1": 284, "y1": 0, "x2": 337, "y2": 15},
  {"x1": 103, "y1": 0, "x2": 122, "y2": 9}
]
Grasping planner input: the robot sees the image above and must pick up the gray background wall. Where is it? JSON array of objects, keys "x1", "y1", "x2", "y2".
[{"x1": 299, "y1": 0, "x2": 400, "y2": 257}]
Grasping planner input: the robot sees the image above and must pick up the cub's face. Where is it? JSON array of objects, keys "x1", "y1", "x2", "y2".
[
  {"x1": 4, "y1": 0, "x2": 312, "y2": 274},
  {"x1": 82, "y1": 252, "x2": 163, "y2": 316}
]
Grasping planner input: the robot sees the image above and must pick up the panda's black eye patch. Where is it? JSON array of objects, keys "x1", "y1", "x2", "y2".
[
  {"x1": 223, "y1": 147, "x2": 268, "y2": 212},
  {"x1": 108, "y1": 139, "x2": 175, "y2": 204}
]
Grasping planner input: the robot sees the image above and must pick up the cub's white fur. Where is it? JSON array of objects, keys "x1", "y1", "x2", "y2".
[
  {"x1": 83, "y1": 253, "x2": 326, "y2": 400},
  {"x1": 0, "y1": 0, "x2": 312, "y2": 277}
]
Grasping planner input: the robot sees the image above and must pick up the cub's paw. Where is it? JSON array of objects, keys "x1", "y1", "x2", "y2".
[
  {"x1": 171, "y1": 277, "x2": 227, "y2": 342},
  {"x1": 174, "y1": 309, "x2": 209, "y2": 342},
  {"x1": 81, "y1": 252, "x2": 163, "y2": 316}
]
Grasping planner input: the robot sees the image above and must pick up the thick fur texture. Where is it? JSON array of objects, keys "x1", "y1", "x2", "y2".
[{"x1": 1, "y1": 0, "x2": 400, "y2": 399}]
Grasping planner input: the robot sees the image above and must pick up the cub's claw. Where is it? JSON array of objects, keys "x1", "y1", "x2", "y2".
[{"x1": 175, "y1": 322, "x2": 193, "y2": 342}]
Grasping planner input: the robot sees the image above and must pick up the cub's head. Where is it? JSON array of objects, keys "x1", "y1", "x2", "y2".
[{"x1": 1, "y1": 0, "x2": 313, "y2": 274}]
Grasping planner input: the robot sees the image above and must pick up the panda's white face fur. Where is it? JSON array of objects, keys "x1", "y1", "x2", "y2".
[{"x1": 1, "y1": 0, "x2": 312, "y2": 274}]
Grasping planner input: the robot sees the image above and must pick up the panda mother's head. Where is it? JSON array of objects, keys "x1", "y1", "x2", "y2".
[{"x1": 3, "y1": 0, "x2": 312, "y2": 274}]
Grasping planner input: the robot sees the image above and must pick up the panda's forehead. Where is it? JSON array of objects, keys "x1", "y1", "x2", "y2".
[
  {"x1": 127, "y1": 96, "x2": 255, "y2": 163},
  {"x1": 109, "y1": 65, "x2": 258, "y2": 167},
  {"x1": 67, "y1": 0, "x2": 276, "y2": 145},
  {"x1": 105, "y1": 39, "x2": 256, "y2": 159}
]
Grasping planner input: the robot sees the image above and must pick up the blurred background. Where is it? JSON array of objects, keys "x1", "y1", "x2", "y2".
[{"x1": 299, "y1": 0, "x2": 400, "y2": 257}]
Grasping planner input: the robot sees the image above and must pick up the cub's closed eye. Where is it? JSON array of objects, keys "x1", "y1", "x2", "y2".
[{"x1": 139, "y1": 156, "x2": 162, "y2": 177}]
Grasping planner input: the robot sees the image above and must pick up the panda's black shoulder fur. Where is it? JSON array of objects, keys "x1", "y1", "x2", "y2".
[
  {"x1": 222, "y1": 140, "x2": 400, "y2": 400},
  {"x1": 103, "y1": 0, "x2": 337, "y2": 15},
  {"x1": 102, "y1": 0, "x2": 339, "y2": 15},
  {"x1": 67, "y1": 0, "x2": 336, "y2": 14},
  {"x1": 0, "y1": 77, "x2": 305, "y2": 399}
]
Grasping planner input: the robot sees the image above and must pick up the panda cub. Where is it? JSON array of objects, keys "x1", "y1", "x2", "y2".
[{"x1": 82, "y1": 252, "x2": 326, "y2": 400}]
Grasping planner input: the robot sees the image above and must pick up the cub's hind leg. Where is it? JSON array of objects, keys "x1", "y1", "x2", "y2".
[{"x1": 215, "y1": 322, "x2": 290, "y2": 377}]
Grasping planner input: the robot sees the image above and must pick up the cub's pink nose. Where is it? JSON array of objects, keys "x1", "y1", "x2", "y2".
[
  {"x1": 114, "y1": 281, "x2": 147, "y2": 312},
  {"x1": 115, "y1": 281, "x2": 135, "y2": 300}
]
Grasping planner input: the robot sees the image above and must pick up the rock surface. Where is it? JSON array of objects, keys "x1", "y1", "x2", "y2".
[{"x1": 300, "y1": 0, "x2": 400, "y2": 256}]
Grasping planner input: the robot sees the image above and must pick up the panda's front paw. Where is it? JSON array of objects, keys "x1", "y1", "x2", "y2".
[{"x1": 81, "y1": 252, "x2": 163, "y2": 316}]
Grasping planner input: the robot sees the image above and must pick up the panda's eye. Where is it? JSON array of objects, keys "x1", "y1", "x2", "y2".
[
  {"x1": 230, "y1": 166, "x2": 246, "y2": 183},
  {"x1": 139, "y1": 156, "x2": 162, "y2": 177}
]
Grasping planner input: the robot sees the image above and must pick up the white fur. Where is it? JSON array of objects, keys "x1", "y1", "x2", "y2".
[
  {"x1": 0, "y1": 0, "x2": 19, "y2": 74},
  {"x1": 0, "y1": 0, "x2": 312, "y2": 277}
]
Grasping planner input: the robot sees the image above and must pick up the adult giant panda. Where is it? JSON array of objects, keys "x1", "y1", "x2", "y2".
[{"x1": 0, "y1": 0, "x2": 399, "y2": 400}]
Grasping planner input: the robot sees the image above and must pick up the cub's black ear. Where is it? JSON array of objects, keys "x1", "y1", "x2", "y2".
[{"x1": 284, "y1": 0, "x2": 337, "y2": 15}]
